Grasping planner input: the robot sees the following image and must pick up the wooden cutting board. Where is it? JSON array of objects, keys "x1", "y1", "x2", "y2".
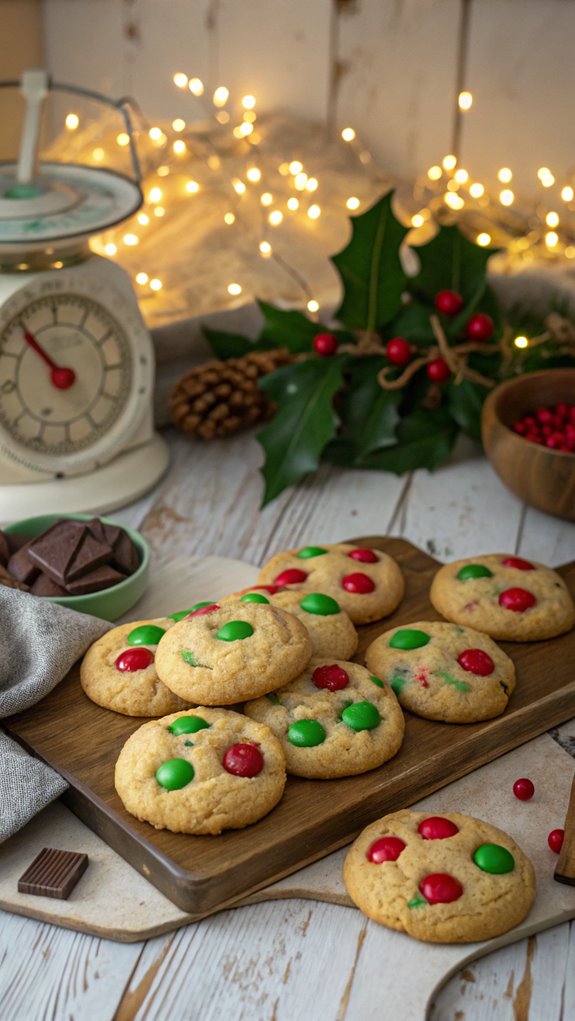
[{"x1": 5, "y1": 537, "x2": 575, "y2": 920}]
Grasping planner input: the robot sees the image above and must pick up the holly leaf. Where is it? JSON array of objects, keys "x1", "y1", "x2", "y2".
[
  {"x1": 258, "y1": 301, "x2": 321, "y2": 353},
  {"x1": 257, "y1": 358, "x2": 344, "y2": 504},
  {"x1": 335, "y1": 357, "x2": 401, "y2": 460},
  {"x1": 357, "y1": 408, "x2": 458, "y2": 474},
  {"x1": 410, "y1": 225, "x2": 496, "y2": 307},
  {"x1": 203, "y1": 327, "x2": 254, "y2": 360},
  {"x1": 331, "y1": 191, "x2": 408, "y2": 331},
  {"x1": 447, "y1": 378, "x2": 488, "y2": 441},
  {"x1": 384, "y1": 300, "x2": 436, "y2": 347}
]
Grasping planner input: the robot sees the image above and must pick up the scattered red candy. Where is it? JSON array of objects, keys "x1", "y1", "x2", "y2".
[
  {"x1": 498, "y1": 587, "x2": 536, "y2": 612},
  {"x1": 348, "y1": 547, "x2": 378, "y2": 563},
  {"x1": 426, "y1": 357, "x2": 451, "y2": 383},
  {"x1": 418, "y1": 816, "x2": 459, "y2": 840},
  {"x1": 185, "y1": 603, "x2": 220, "y2": 617},
  {"x1": 115, "y1": 648, "x2": 154, "y2": 672},
  {"x1": 512, "y1": 402, "x2": 575, "y2": 454},
  {"x1": 341, "y1": 572, "x2": 375, "y2": 594},
  {"x1": 223, "y1": 743, "x2": 264, "y2": 777},
  {"x1": 513, "y1": 777, "x2": 535, "y2": 801},
  {"x1": 502, "y1": 557, "x2": 535, "y2": 571},
  {"x1": 312, "y1": 663, "x2": 350, "y2": 691},
  {"x1": 419, "y1": 873, "x2": 463, "y2": 904},
  {"x1": 465, "y1": 313, "x2": 494, "y2": 342},
  {"x1": 547, "y1": 828, "x2": 565, "y2": 854},
  {"x1": 386, "y1": 337, "x2": 412, "y2": 366},
  {"x1": 434, "y1": 290, "x2": 464, "y2": 316},
  {"x1": 457, "y1": 648, "x2": 495, "y2": 676},
  {"x1": 313, "y1": 332, "x2": 338, "y2": 357},
  {"x1": 367, "y1": 836, "x2": 406, "y2": 863},
  {"x1": 273, "y1": 568, "x2": 308, "y2": 586}
]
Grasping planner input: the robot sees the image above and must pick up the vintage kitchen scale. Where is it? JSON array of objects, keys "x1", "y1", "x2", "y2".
[{"x1": 0, "y1": 71, "x2": 169, "y2": 522}]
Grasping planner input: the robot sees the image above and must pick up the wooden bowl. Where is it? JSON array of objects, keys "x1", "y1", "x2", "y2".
[{"x1": 481, "y1": 368, "x2": 575, "y2": 521}]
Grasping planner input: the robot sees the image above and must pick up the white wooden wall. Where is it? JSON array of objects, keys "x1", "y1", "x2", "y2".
[{"x1": 38, "y1": 0, "x2": 575, "y2": 198}]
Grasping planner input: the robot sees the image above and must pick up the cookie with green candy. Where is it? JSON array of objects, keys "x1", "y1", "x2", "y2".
[
  {"x1": 343, "y1": 809, "x2": 535, "y2": 943},
  {"x1": 114, "y1": 707, "x2": 286, "y2": 834},
  {"x1": 243, "y1": 658, "x2": 404, "y2": 778},
  {"x1": 364, "y1": 620, "x2": 516, "y2": 723}
]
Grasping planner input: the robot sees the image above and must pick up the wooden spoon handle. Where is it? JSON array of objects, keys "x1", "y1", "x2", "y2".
[{"x1": 554, "y1": 773, "x2": 575, "y2": 885}]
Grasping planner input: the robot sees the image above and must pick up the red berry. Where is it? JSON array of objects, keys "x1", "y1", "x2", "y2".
[
  {"x1": 465, "y1": 313, "x2": 494, "y2": 342},
  {"x1": 547, "y1": 828, "x2": 565, "y2": 853},
  {"x1": 348, "y1": 548, "x2": 378, "y2": 563},
  {"x1": 420, "y1": 873, "x2": 463, "y2": 904},
  {"x1": 341, "y1": 572, "x2": 375, "y2": 594},
  {"x1": 223, "y1": 742, "x2": 264, "y2": 777},
  {"x1": 418, "y1": 816, "x2": 459, "y2": 840},
  {"x1": 513, "y1": 777, "x2": 535, "y2": 800},
  {"x1": 386, "y1": 337, "x2": 412, "y2": 366},
  {"x1": 457, "y1": 649, "x2": 495, "y2": 676},
  {"x1": 313, "y1": 332, "x2": 338, "y2": 357},
  {"x1": 502, "y1": 556, "x2": 534, "y2": 571},
  {"x1": 273, "y1": 568, "x2": 308, "y2": 586},
  {"x1": 434, "y1": 290, "x2": 464, "y2": 316},
  {"x1": 498, "y1": 587, "x2": 536, "y2": 612},
  {"x1": 312, "y1": 663, "x2": 350, "y2": 691},
  {"x1": 115, "y1": 648, "x2": 155, "y2": 672},
  {"x1": 426, "y1": 357, "x2": 451, "y2": 383},
  {"x1": 367, "y1": 836, "x2": 406, "y2": 863}
]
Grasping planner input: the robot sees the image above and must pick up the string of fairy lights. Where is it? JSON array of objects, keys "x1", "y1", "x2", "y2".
[{"x1": 54, "y1": 74, "x2": 575, "y2": 350}]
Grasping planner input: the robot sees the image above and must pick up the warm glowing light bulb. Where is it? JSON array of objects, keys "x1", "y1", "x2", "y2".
[
  {"x1": 213, "y1": 86, "x2": 229, "y2": 107},
  {"x1": 476, "y1": 232, "x2": 491, "y2": 247},
  {"x1": 216, "y1": 111, "x2": 230, "y2": 125},
  {"x1": 224, "y1": 212, "x2": 236, "y2": 225},
  {"x1": 243, "y1": 110, "x2": 257, "y2": 123},
  {"x1": 294, "y1": 172, "x2": 307, "y2": 190},
  {"x1": 454, "y1": 169, "x2": 469, "y2": 184},
  {"x1": 498, "y1": 167, "x2": 513, "y2": 184},
  {"x1": 469, "y1": 182, "x2": 485, "y2": 198},
  {"x1": 427, "y1": 165, "x2": 442, "y2": 181},
  {"x1": 538, "y1": 167, "x2": 555, "y2": 187},
  {"x1": 136, "y1": 272, "x2": 149, "y2": 285},
  {"x1": 232, "y1": 178, "x2": 246, "y2": 195},
  {"x1": 173, "y1": 72, "x2": 188, "y2": 89},
  {"x1": 149, "y1": 187, "x2": 163, "y2": 203},
  {"x1": 306, "y1": 177, "x2": 318, "y2": 192},
  {"x1": 444, "y1": 192, "x2": 464, "y2": 210},
  {"x1": 341, "y1": 127, "x2": 355, "y2": 142},
  {"x1": 499, "y1": 189, "x2": 514, "y2": 206},
  {"x1": 307, "y1": 299, "x2": 319, "y2": 313},
  {"x1": 307, "y1": 204, "x2": 321, "y2": 219},
  {"x1": 561, "y1": 186, "x2": 574, "y2": 202},
  {"x1": 150, "y1": 278, "x2": 162, "y2": 292},
  {"x1": 116, "y1": 132, "x2": 130, "y2": 147},
  {"x1": 268, "y1": 210, "x2": 283, "y2": 226},
  {"x1": 123, "y1": 234, "x2": 139, "y2": 246},
  {"x1": 442, "y1": 154, "x2": 457, "y2": 171},
  {"x1": 411, "y1": 213, "x2": 425, "y2": 228},
  {"x1": 566, "y1": 246, "x2": 575, "y2": 258},
  {"x1": 458, "y1": 91, "x2": 473, "y2": 111},
  {"x1": 278, "y1": 162, "x2": 290, "y2": 176},
  {"x1": 239, "y1": 122, "x2": 254, "y2": 136},
  {"x1": 446, "y1": 179, "x2": 460, "y2": 192},
  {"x1": 92, "y1": 147, "x2": 105, "y2": 162},
  {"x1": 242, "y1": 95, "x2": 256, "y2": 110},
  {"x1": 233, "y1": 125, "x2": 244, "y2": 138},
  {"x1": 260, "y1": 192, "x2": 273, "y2": 206},
  {"x1": 137, "y1": 213, "x2": 150, "y2": 225},
  {"x1": 188, "y1": 77, "x2": 204, "y2": 96},
  {"x1": 157, "y1": 165, "x2": 170, "y2": 177},
  {"x1": 289, "y1": 161, "x2": 303, "y2": 175},
  {"x1": 184, "y1": 180, "x2": 199, "y2": 195},
  {"x1": 246, "y1": 167, "x2": 261, "y2": 183},
  {"x1": 149, "y1": 127, "x2": 164, "y2": 141},
  {"x1": 227, "y1": 283, "x2": 242, "y2": 296},
  {"x1": 173, "y1": 140, "x2": 186, "y2": 154},
  {"x1": 545, "y1": 231, "x2": 559, "y2": 248},
  {"x1": 65, "y1": 113, "x2": 79, "y2": 130},
  {"x1": 154, "y1": 206, "x2": 165, "y2": 218},
  {"x1": 172, "y1": 118, "x2": 186, "y2": 132},
  {"x1": 287, "y1": 197, "x2": 299, "y2": 211},
  {"x1": 546, "y1": 211, "x2": 559, "y2": 228},
  {"x1": 514, "y1": 335, "x2": 528, "y2": 349},
  {"x1": 104, "y1": 243, "x2": 117, "y2": 256},
  {"x1": 259, "y1": 241, "x2": 272, "y2": 256},
  {"x1": 347, "y1": 197, "x2": 360, "y2": 210}
]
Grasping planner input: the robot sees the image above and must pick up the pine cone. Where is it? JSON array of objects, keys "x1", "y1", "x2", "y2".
[{"x1": 170, "y1": 348, "x2": 295, "y2": 440}]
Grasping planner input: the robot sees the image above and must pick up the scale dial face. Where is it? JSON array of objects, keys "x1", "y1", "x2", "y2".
[{"x1": 0, "y1": 271, "x2": 154, "y2": 476}]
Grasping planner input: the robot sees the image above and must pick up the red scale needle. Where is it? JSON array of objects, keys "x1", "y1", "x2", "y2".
[{"x1": 23, "y1": 329, "x2": 76, "y2": 390}]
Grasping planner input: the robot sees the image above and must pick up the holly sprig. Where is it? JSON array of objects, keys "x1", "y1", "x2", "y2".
[{"x1": 203, "y1": 189, "x2": 575, "y2": 505}]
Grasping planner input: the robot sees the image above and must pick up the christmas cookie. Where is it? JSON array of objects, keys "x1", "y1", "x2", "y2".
[
  {"x1": 364, "y1": 621, "x2": 515, "y2": 723},
  {"x1": 221, "y1": 587, "x2": 358, "y2": 660},
  {"x1": 343, "y1": 809, "x2": 536, "y2": 943},
  {"x1": 114, "y1": 707, "x2": 286, "y2": 834},
  {"x1": 154, "y1": 601, "x2": 312, "y2": 705},
  {"x1": 256, "y1": 543, "x2": 404, "y2": 624},
  {"x1": 243, "y1": 659, "x2": 404, "y2": 778},
  {"x1": 430, "y1": 554, "x2": 574, "y2": 641},
  {"x1": 80, "y1": 615, "x2": 193, "y2": 717}
]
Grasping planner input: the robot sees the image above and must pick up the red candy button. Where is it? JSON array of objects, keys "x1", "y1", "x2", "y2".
[
  {"x1": 341, "y1": 572, "x2": 375, "y2": 594},
  {"x1": 418, "y1": 816, "x2": 459, "y2": 840},
  {"x1": 548, "y1": 828, "x2": 565, "y2": 854},
  {"x1": 223, "y1": 743, "x2": 264, "y2": 777},
  {"x1": 498, "y1": 588, "x2": 536, "y2": 612},
  {"x1": 367, "y1": 836, "x2": 406, "y2": 863},
  {"x1": 115, "y1": 648, "x2": 155, "y2": 672},
  {"x1": 513, "y1": 777, "x2": 535, "y2": 800},
  {"x1": 348, "y1": 548, "x2": 379, "y2": 563},
  {"x1": 502, "y1": 557, "x2": 535, "y2": 571},
  {"x1": 186, "y1": 603, "x2": 220, "y2": 617},
  {"x1": 248, "y1": 584, "x2": 284, "y2": 594},
  {"x1": 312, "y1": 664, "x2": 350, "y2": 691},
  {"x1": 273, "y1": 568, "x2": 308, "y2": 586},
  {"x1": 456, "y1": 649, "x2": 495, "y2": 676},
  {"x1": 420, "y1": 873, "x2": 463, "y2": 904}
]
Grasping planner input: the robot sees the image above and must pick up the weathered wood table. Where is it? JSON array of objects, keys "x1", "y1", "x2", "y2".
[{"x1": 1, "y1": 429, "x2": 574, "y2": 1021}]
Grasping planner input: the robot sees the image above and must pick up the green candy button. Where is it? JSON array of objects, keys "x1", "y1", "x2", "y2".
[
  {"x1": 370, "y1": 675, "x2": 385, "y2": 689},
  {"x1": 389, "y1": 629, "x2": 430, "y2": 650},
  {"x1": 341, "y1": 701, "x2": 381, "y2": 731},
  {"x1": 296, "y1": 546, "x2": 328, "y2": 559},
  {"x1": 239, "y1": 593, "x2": 270, "y2": 604},
  {"x1": 472, "y1": 843, "x2": 515, "y2": 874},
  {"x1": 216, "y1": 620, "x2": 254, "y2": 641},
  {"x1": 155, "y1": 758, "x2": 194, "y2": 790},
  {"x1": 457, "y1": 564, "x2": 493, "y2": 581},
  {"x1": 168, "y1": 715, "x2": 210, "y2": 735},
  {"x1": 168, "y1": 607, "x2": 197, "y2": 621},
  {"x1": 299, "y1": 593, "x2": 340, "y2": 616},
  {"x1": 127, "y1": 624, "x2": 166, "y2": 646},
  {"x1": 287, "y1": 719, "x2": 326, "y2": 747}
]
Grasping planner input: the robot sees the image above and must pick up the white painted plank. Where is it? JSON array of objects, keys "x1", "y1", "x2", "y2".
[
  {"x1": 463, "y1": 0, "x2": 575, "y2": 198},
  {"x1": 334, "y1": 0, "x2": 461, "y2": 181},
  {"x1": 519, "y1": 505, "x2": 575, "y2": 568}
]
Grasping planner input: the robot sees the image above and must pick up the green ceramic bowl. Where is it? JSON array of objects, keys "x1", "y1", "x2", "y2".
[{"x1": 4, "y1": 513, "x2": 150, "y2": 621}]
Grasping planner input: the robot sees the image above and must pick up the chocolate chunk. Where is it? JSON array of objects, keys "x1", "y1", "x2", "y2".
[
  {"x1": 111, "y1": 530, "x2": 140, "y2": 574},
  {"x1": 7, "y1": 541, "x2": 40, "y2": 584},
  {"x1": 0, "y1": 563, "x2": 30, "y2": 591},
  {"x1": 6, "y1": 531, "x2": 29, "y2": 553},
  {"x1": 65, "y1": 564, "x2": 126, "y2": 595},
  {"x1": 65, "y1": 531, "x2": 113, "y2": 581},
  {"x1": 0, "y1": 529, "x2": 10, "y2": 566},
  {"x1": 27, "y1": 520, "x2": 86, "y2": 584},
  {"x1": 18, "y1": 847, "x2": 88, "y2": 899},
  {"x1": 30, "y1": 573, "x2": 68, "y2": 596}
]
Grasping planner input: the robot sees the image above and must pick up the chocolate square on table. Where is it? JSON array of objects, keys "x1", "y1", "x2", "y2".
[
  {"x1": 18, "y1": 847, "x2": 88, "y2": 899},
  {"x1": 27, "y1": 520, "x2": 87, "y2": 585}
]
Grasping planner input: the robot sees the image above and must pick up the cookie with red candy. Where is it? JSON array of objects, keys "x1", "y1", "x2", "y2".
[
  {"x1": 344, "y1": 809, "x2": 535, "y2": 943},
  {"x1": 256, "y1": 543, "x2": 404, "y2": 624},
  {"x1": 430, "y1": 554, "x2": 574, "y2": 641}
]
